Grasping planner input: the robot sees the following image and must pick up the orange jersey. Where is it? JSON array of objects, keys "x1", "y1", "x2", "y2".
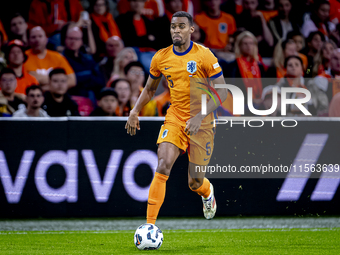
[
  {"x1": 16, "y1": 68, "x2": 39, "y2": 94},
  {"x1": 150, "y1": 41, "x2": 223, "y2": 128},
  {"x1": 195, "y1": 11, "x2": 236, "y2": 49},
  {"x1": 24, "y1": 49, "x2": 74, "y2": 75}
]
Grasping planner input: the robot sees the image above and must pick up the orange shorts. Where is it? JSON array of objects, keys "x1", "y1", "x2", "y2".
[{"x1": 156, "y1": 121, "x2": 214, "y2": 165}]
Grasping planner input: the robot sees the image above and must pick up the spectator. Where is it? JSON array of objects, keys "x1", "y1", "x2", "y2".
[
  {"x1": 154, "y1": 77, "x2": 170, "y2": 116},
  {"x1": 5, "y1": 40, "x2": 39, "y2": 95},
  {"x1": 108, "y1": 78, "x2": 132, "y2": 116},
  {"x1": 42, "y1": 68, "x2": 79, "y2": 116},
  {"x1": 0, "y1": 31, "x2": 6, "y2": 72},
  {"x1": 313, "y1": 41, "x2": 337, "y2": 77},
  {"x1": 191, "y1": 22, "x2": 205, "y2": 45},
  {"x1": 221, "y1": 0, "x2": 243, "y2": 18},
  {"x1": 312, "y1": 48, "x2": 340, "y2": 103},
  {"x1": 329, "y1": 0, "x2": 340, "y2": 25},
  {"x1": 63, "y1": 26, "x2": 105, "y2": 102},
  {"x1": 304, "y1": 31, "x2": 326, "y2": 74},
  {"x1": 275, "y1": 55, "x2": 329, "y2": 116},
  {"x1": 301, "y1": 0, "x2": 336, "y2": 39},
  {"x1": 90, "y1": 0, "x2": 121, "y2": 57},
  {"x1": 267, "y1": 39, "x2": 308, "y2": 80},
  {"x1": 116, "y1": 0, "x2": 157, "y2": 50},
  {"x1": 155, "y1": 0, "x2": 184, "y2": 49},
  {"x1": 13, "y1": 85, "x2": 49, "y2": 117},
  {"x1": 287, "y1": 31, "x2": 305, "y2": 53},
  {"x1": 214, "y1": 31, "x2": 237, "y2": 63},
  {"x1": 226, "y1": 31, "x2": 265, "y2": 106},
  {"x1": 328, "y1": 91, "x2": 340, "y2": 116},
  {"x1": 268, "y1": 0, "x2": 300, "y2": 45},
  {"x1": 8, "y1": 13, "x2": 29, "y2": 49},
  {"x1": 195, "y1": 0, "x2": 237, "y2": 50},
  {"x1": 236, "y1": 0, "x2": 274, "y2": 55},
  {"x1": 124, "y1": 61, "x2": 158, "y2": 116},
  {"x1": 117, "y1": 0, "x2": 167, "y2": 20},
  {"x1": 0, "y1": 68, "x2": 26, "y2": 116},
  {"x1": 24, "y1": 26, "x2": 76, "y2": 91},
  {"x1": 106, "y1": 47, "x2": 138, "y2": 85},
  {"x1": 28, "y1": 0, "x2": 83, "y2": 48},
  {"x1": 90, "y1": 87, "x2": 118, "y2": 116},
  {"x1": 98, "y1": 36, "x2": 125, "y2": 83}
]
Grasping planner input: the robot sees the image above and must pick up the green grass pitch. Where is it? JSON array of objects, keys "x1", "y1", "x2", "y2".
[{"x1": 0, "y1": 228, "x2": 339, "y2": 254}]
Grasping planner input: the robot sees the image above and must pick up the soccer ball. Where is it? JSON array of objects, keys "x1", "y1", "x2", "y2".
[{"x1": 134, "y1": 223, "x2": 163, "y2": 250}]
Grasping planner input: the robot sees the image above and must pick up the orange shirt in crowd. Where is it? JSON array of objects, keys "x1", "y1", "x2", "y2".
[
  {"x1": 260, "y1": 10, "x2": 278, "y2": 22},
  {"x1": 329, "y1": 0, "x2": 340, "y2": 24},
  {"x1": 16, "y1": 67, "x2": 39, "y2": 94},
  {"x1": 24, "y1": 49, "x2": 74, "y2": 75},
  {"x1": 28, "y1": 0, "x2": 83, "y2": 37},
  {"x1": 0, "y1": 20, "x2": 8, "y2": 42},
  {"x1": 118, "y1": 0, "x2": 165, "y2": 20},
  {"x1": 195, "y1": 11, "x2": 236, "y2": 50}
]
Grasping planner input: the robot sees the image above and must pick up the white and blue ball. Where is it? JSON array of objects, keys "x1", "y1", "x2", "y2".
[{"x1": 134, "y1": 223, "x2": 163, "y2": 250}]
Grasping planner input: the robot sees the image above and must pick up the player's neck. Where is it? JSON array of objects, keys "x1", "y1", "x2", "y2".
[{"x1": 173, "y1": 40, "x2": 192, "y2": 53}]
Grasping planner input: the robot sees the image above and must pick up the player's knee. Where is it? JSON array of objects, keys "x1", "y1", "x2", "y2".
[
  {"x1": 188, "y1": 178, "x2": 203, "y2": 190},
  {"x1": 156, "y1": 158, "x2": 172, "y2": 176}
]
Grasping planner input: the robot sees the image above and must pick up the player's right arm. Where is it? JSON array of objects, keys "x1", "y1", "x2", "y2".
[{"x1": 125, "y1": 75, "x2": 162, "y2": 136}]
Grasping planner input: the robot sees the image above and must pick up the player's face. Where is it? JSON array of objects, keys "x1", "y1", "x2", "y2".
[
  {"x1": 0, "y1": 74, "x2": 17, "y2": 95},
  {"x1": 98, "y1": 95, "x2": 118, "y2": 115},
  {"x1": 10, "y1": 16, "x2": 27, "y2": 36},
  {"x1": 9, "y1": 46, "x2": 25, "y2": 66},
  {"x1": 50, "y1": 74, "x2": 68, "y2": 95},
  {"x1": 27, "y1": 89, "x2": 44, "y2": 109},
  {"x1": 286, "y1": 58, "x2": 303, "y2": 78},
  {"x1": 170, "y1": 17, "x2": 194, "y2": 46}
]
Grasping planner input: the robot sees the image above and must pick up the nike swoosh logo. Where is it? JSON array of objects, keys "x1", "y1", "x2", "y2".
[
  {"x1": 165, "y1": 67, "x2": 172, "y2": 70},
  {"x1": 204, "y1": 158, "x2": 209, "y2": 161}
]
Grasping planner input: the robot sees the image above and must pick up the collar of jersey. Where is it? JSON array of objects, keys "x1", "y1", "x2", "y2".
[{"x1": 173, "y1": 41, "x2": 193, "y2": 56}]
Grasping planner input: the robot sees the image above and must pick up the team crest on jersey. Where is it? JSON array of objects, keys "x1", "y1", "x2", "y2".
[
  {"x1": 187, "y1": 61, "x2": 197, "y2": 74},
  {"x1": 219, "y1": 23, "x2": 228, "y2": 34},
  {"x1": 162, "y1": 129, "x2": 168, "y2": 138}
]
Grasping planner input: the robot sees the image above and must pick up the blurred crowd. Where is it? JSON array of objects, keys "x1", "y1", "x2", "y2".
[{"x1": 0, "y1": 0, "x2": 340, "y2": 117}]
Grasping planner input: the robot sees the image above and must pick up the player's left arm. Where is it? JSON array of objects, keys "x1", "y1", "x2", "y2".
[{"x1": 185, "y1": 74, "x2": 228, "y2": 135}]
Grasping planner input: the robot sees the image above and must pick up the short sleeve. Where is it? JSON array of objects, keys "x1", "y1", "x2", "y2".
[
  {"x1": 149, "y1": 51, "x2": 162, "y2": 79},
  {"x1": 228, "y1": 16, "x2": 237, "y2": 35},
  {"x1": 203, "y1": 49, "x2": 223, "y2": 80},
  {"x1": 58, "y1": 54, "x2": 75, "y2": 75}
]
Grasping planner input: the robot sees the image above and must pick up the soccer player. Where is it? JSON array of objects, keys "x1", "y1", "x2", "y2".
[{"x1": 125, "y1": 11, "x2": 228, "y2": 224}]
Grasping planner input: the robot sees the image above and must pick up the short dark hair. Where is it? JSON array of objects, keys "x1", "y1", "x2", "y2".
[
  {"x1": 124, "y1": 61, "x2": 144, "y2": 75},
  {"x1": 26, "y1": 85, "x2": 43, "y2": 95},
  {"x1": 49, "y1": 68, "x2": 67, "y2": 79},
  {"x1": 98, "y1": 87, "x2": 118, "y2": 100},
  {"x1": 109, "y1": 78, "x2": 131, "y2": 89},
  {"x1": 284, "y1": 55, "x2": 303, "y2": 69},
  {"x1": 172, "y1": 11, "x2": 193, "y2": 26},
  {"x1": 0, "y1": 68, "x2": 16, "y2": 80},
  {"x1": 89, "y1": 0, "x2": 109, "y2": 14},
  {"x1": 306, "y1": 31, "x2": 325, "y2": 44},
  {"x1": 10, "y1": 13, "x2": 26, "y2": 23}
]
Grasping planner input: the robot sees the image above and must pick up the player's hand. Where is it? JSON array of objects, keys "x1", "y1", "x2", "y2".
[
  {"x1": 125, "y1": 111, "x2": 140, "y2": 136},
  {"x1": 185, "y1": 114, "x2": 204, "y2": 136}
]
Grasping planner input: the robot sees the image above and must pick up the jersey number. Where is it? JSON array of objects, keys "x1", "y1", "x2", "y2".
[
  {"x1": 166, "y1": 75, "x2": 174, "y2": 88},
  {"x1": 206, "y1": 142, "x2": 211, "y2": 156}
]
